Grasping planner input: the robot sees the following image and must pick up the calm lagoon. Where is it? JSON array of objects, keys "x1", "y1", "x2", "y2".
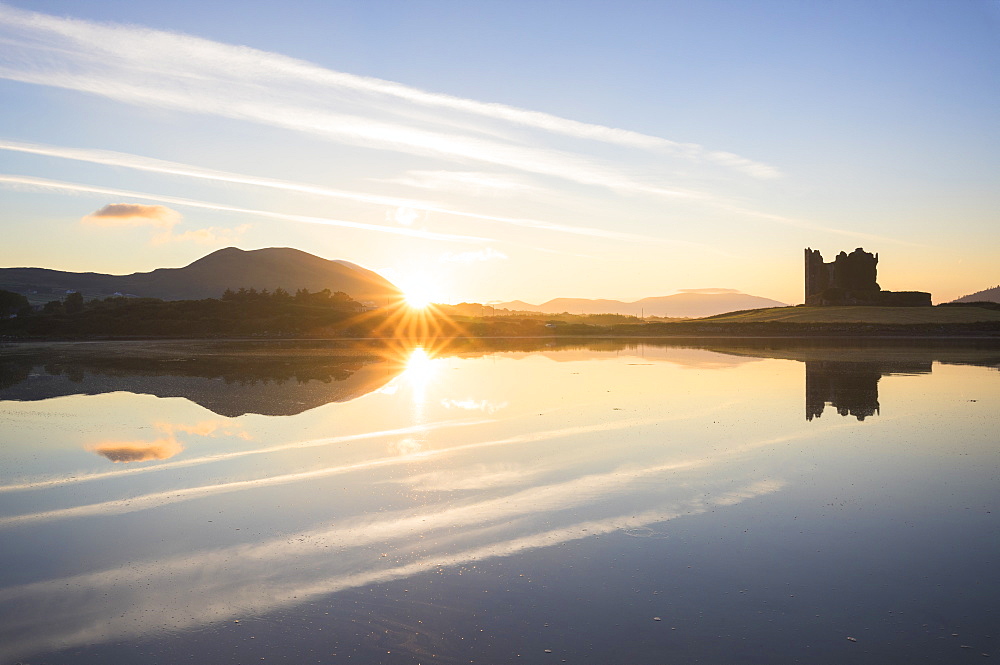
[{"x1": 1, "y1": 339, "x2": 997, "y2": 664}]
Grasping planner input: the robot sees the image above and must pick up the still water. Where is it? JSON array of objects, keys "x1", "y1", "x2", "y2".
[{"x1": 1, "y1": 339, "x2": 997, "y2": 664}]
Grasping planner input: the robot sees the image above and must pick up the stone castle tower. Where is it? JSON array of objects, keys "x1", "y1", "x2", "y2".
[{"x1": 804, "y1": 248, "x2": 930, "y2": 306}]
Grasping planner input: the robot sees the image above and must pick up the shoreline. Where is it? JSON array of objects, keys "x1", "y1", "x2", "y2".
[{"x1": 4, "y1": 332, "x2": 1000, "y2": 352}]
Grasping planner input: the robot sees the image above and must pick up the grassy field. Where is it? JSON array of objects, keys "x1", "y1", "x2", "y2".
[{"x1": 700, "y1": 305, "x2": 1000, "y2": 324}]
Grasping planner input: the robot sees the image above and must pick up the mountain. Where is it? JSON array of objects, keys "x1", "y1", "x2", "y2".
[
  {"x1": 952, "y1": 286, "x2": 1000, "y2": 304},
  {"x1": 0, "y1": 351, "x2": 400, "y2": 417},
  {"x1": 0, "y1": 247, "x2": 402, "y2": 305},
  {"x1": 497, "y1": 289, "x2": 788, "y2": 318}
]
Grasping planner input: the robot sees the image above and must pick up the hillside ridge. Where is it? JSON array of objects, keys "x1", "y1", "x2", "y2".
[
  {"x1": 0, "y1": 247, "x2": 402, "y2": 304},
  {"x1": 497, "y1": 291, "x2": 787, "y2": 318},
  {"x1": 953, "y1": 285, "x2": 1000, "y2": 304}
]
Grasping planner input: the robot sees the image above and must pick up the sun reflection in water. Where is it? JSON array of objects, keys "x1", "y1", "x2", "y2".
[{"x1": 403, "y1": 346, "x2": 437, "y2": 421}]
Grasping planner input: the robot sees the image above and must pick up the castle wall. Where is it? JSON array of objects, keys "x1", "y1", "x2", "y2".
[
  {"x1": 874, "y1": 291, "x2": 932, "y2": 307},
  {"x1": 803, "y1": 247, "x2": 930, "y2": 306}
]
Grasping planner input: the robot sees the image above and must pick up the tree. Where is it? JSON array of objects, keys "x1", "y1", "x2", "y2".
[
  {"x1": 0, "y1": 289, "x2": 29, "y2": 317},
  {"x1": 65, "y1": 291, "x2": 85, "y2": 314}
]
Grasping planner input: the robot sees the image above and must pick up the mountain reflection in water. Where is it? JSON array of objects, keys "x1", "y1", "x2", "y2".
[
  {"x1": 2, "y1": 338, "x2": 996, "y2": 420},
  {"x1": 0, "y1": 338, "x2": 997, "y2": 664},
  {"x1": 0, "y1": 340, "x2": 405, "y2": 417}
]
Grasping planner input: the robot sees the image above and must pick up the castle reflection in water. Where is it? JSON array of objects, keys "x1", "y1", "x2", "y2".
[
  {"x1": 0, "y1": 339, "x2": 992, "y2": 425},
  {"x1": 805, "y1": 360, "x2": 932, "y2": 421}
]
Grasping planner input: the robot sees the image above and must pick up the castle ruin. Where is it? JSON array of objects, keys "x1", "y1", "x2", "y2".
[{"x1": 804, "y1": 248, "x2": 931, "y2": 306}]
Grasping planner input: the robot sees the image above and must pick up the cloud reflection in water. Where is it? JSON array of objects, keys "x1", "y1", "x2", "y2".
[{"x1": 8, "y1": 340, "x2": 966, "y2": 662}]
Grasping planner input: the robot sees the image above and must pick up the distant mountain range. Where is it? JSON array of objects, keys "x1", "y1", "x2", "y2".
[
  {"x1": 1, "y1": 248, "x2": 788, "y2": 317},
  {"x1": 952, "y1": 286, "x2": 1000, "y2": 304},
  {"x1": 0, "y1": 247, "x2": 402, "y2": 305},
  {"x1": 497, "y1": 289, "x2": 788, "y2": 319}
]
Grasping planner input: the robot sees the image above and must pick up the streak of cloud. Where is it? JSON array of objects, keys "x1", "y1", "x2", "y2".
[
  {"x1": 388, "y1": 170, "x2": 544, "y2": 195},
  {"x1": 0, "y1": 139, "x2": 669, "y2": 243},
  {"x1": 81, "y1": 203, "x2": 179, "y2": 228},
  {"x1": 79, "y1": 201, "x2": 249, "y2": 245},
  {"x1": 163, "y1": 224, "x2": 251, "y2": 245},
  {"x1": 439, "y1": 248, "x2": 508, "y2": 263},
  {"x1": 0, "y1": 141, "x2": 892, "y2": 250},
  {"x1": 0, "y1": 174, "x2": 488, "y2": 243},
  {"x1": 0, "y1": 3, "x2": 776, "y2": 213},
  {"x1": 714, "y1": 199, "x2": 927, "y2": 248}
]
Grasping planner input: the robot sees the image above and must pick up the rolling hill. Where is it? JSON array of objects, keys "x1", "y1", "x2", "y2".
[
  {"x1": 0, "y1": 247, "x2": 402, "y2": 305},
  {"x1": 952, "y1": 286, "x2": 1000, "y2": 304},
  {"x1": 497, "y1": 289, "x2": 787, "y2": 318},
  {"x1": 699, "y1": 305, "x2": 1000, "y2": 324}
]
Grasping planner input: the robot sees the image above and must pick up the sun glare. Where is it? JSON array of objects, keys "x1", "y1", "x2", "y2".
[
  {"x1": 399, "y1": 273, "x2": 440, "y2": 310},
  {"x1": 405, "y1": 290, "x2": 432, "y2": 310},
  {"x1": 404, "y1": 346, "x2": 437, "y2": 397}
]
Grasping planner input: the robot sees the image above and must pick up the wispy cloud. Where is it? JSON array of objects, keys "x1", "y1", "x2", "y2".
[
  {"x1": 79, "y1": 202, "x2": 242, "y2": 244},
  {"x1": 81, "y1": 203, "x2": 179, "y2": 228},
  {"x1": 678, "y1": 287, "x2": 742, "y2": 295},
  {"x1": 165, "y1": 224, "x2": 250, "y2": 245},
  {"x1": 0, "y1": 4, "x2": 778, "y2": 207},
  {"x1": 0, "y1": 6, "x2": 906, "y2": 250},
  {"x1": 440, "y1": 248, "x2": 508, "y2": 263},
  {"x1": 386, "y1": 170, "x2": 544, "y2": 195},
  {"x1": 0, "y1": 138, "x2": 434, "y2": 210},
  {"x1": 0, "y1": 174, "x2": 488, "y2": 243},
  {"x1": 0, "y1": 139, "x2": 670, "y2": 243}
]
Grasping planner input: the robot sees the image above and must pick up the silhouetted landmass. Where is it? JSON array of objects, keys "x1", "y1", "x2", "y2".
[
  {"x1": 0, "y1": 287, "x2": 372, "y2": 338},
  {"x1": 438, "y1": 304, "x2": 681, "y2": 325},
  {"x1": 494, "y1": 290, "x2": 787, "y2": 318},
  {"x1": 804, "y1": 247, "x2": 931, "y2": 306},
  {"x1": 3, "y1": 292, "x2": 1000, "y2": 340},
  {"x1": 3, "y1": 339, "x2": 996, "y2": 419},
  {"x1": 0, "y1": 247, "x2": 402, "y2": 306},
  {"x1": 0, "y1": 340, "x2": 400, "y2": 416},
  {"x1": 938, "y1": 301, "x2": 1000, "y2": 312},
  {"x1": 952, "y1": 286, "x2": 1000, "y2": 304}
]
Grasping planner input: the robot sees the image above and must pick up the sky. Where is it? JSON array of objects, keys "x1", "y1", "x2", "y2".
[{"x1": 0, "y1": 0, "x2": 997, "y2": 306}]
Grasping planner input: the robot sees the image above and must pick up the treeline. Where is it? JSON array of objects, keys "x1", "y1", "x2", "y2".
[
  {"x1": 5, "y1": 288, "x2": 999, "y2": 340},
  {"x1": 0, "y1": 288, "x2": 372, "y2": 338}
]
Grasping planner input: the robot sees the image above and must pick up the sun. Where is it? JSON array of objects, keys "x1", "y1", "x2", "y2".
[
  {"x1": 404, "y1": 289, "x2": 432, "y2": 310},
  {"x1": 399, "y1": 272, "x2": 440, "y2": 310}
]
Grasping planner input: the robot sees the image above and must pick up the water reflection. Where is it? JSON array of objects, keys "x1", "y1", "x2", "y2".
[
  {"x1": 89, "y1": 420, "x2": 249, "y2": 463},
  {"x1": 691, "y1": 339, "x2": 998, "y2": 421},
  {"x1": 0, "y1": 338, "x2": 997, "y2": 664},
  {"x1": 804, "y1": 359, "x2": 932, "y2": 421},
  {"x1": 0, "y1": 340, "x2": 406, "y2": 416},
  {"x1": 91, "y1": 435, "x2": 184, "y2": 463},
  {"x1": 4, "y1": 338, "x2": 996, "y2": 421}
]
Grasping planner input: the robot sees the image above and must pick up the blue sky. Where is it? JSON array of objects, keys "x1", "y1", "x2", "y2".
[{"x1": 0, "y1": 0, "x2": 997, "y2": 304}]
